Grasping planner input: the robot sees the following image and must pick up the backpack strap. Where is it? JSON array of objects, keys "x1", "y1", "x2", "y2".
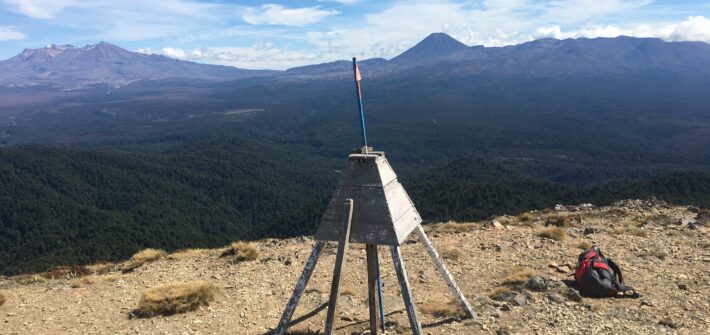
[{"x1": 607, "y1": 258, "x2": 639, "y2": 297}]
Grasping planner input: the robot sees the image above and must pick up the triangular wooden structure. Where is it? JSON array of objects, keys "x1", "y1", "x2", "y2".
[
  {"x1": 274, "y1": 148, "x2": 476, "y2": 335},
  {"x1": 315, "y1": 150, "x2": 421, "y2": 245}
]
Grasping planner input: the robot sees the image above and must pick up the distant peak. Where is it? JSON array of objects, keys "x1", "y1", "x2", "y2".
[
  {"x1": 390, "y1": 32, "x2": 469, "y2": 64},
  {"x1": 423, "y1": 32, "x2": 461, "y2": 42}
]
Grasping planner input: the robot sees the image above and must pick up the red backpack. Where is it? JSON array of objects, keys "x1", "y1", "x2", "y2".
[{"x1": 574, "y1": 246, "x2": 637, "y2": 297}]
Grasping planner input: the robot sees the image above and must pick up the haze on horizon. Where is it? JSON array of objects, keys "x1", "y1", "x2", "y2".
[{"x1": 1, "y1": 0, "x2": 710, "y2": 70}]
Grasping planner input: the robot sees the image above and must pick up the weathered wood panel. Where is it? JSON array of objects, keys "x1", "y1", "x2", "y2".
[
  {"x1": 415, "y1": 225, "x2": 476, "y2": 319},
  {"x1": 324, "y1": 199, "x2": 354, "y2": 335},
  {"x1": 366, "y1": 244, "x2": 380, "y2": 334},
  {"x1": 391, "y1": 246, "x2": 423, "y2": 335},
  {"x1": 274, "y1": 241, "x2": 326, "y2": 335},
  {"x1": 315, "y1": 152, "x2": 422, "y2": 245}
]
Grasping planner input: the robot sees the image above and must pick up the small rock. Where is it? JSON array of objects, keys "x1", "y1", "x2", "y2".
[
  {"x1": 546, "y1": 292, "x2": 566, "y2": 303},
  {"x1": 512, "y1": 292, "x2": 531, "y2": 306},
  {"x1": 494, "y1": 244, "x2": 503, "y2": 252},
  {"x1": 677, "y1": 283, "x2": 688, "y2": 290},
  {"x1": 658, "y1": 317, "x2": 681, "y2": 329},
  {"x1": 640, "y1": 300, "x2": 655, "y2": 308},
  {"x1": 497, "y1": 325, "x2": 512, "y2": 335},
  {"x1": 491, "y1": 309, "x2": 502, "y2": 318},
  {"x1": 545, "y1": 278, "x2": 562, "y2": 290},
  {"x1": 565, "y1": 288, "x2": 583, "y2": 302},
  {"x1": 583, "y1": 227, "x2": 600, "y2": 235},
  {"x1": 525, "y1": 276, "x2": 546, "y2": 291}
]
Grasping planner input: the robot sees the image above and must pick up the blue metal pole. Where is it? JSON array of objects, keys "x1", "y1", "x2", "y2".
[
  {"x1": 352, "y1": 57, "x2": 368, "y2": 151},
  {"x1": 353, "y1": 57, "x2": 384, "y2": 329}
]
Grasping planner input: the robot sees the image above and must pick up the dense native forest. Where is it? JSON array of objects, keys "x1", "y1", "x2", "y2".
[{"x1": 1, "y1": 141, "x2": 709, "y2": 275}]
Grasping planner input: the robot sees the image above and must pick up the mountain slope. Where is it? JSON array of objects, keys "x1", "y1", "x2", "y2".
[
  {"x1": 1, "y1": 200, "x2": 708, "y2": 334},
  {"x1": 0, "y1": 42, "x2": 277, "y2": 88}
]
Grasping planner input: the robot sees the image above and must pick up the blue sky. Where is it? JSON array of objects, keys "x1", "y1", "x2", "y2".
[{"x1": 1, "y1": 0, "x2": 709, "y2": 69}]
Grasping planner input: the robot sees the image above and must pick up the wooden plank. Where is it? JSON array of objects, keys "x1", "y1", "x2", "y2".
[
  {"x1": 366, "y1": 244, "x2": 380, "y2": 334},
  {"x1": 390, "y1": 246, "x2": 423, "y2": 335},
  {"x1": 324, "y1": 198, "x2": 354, "y2": 335},
  {"x1": 376, "y1": 254, "x2": 386, "y2": 332},
  {"x1": 415, "y1": 225, "x2": 476, "y2": 319},
  {"x1": 274, "y1": 241, "x2": 326, "y2": 335}
]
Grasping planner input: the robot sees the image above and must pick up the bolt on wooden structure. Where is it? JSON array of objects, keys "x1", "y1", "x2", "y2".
[{"x1": 274, "y1": 148, "x2": 476, "y2": 335}]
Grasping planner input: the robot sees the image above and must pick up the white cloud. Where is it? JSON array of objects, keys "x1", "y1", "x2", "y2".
[
  {"x1": 138, "y1": 44, "x2": 321, "y2": 70},
  {"x1": 1, "y1": 0, "x2": 233, "y2": 41},
  {"x1": 306, "y1": 1, "x2": 710, "y2": 63},
  {"x1": 0, "y1": 26, "x2": 25, "y2": 40},
  {"x1": 665, "y1": 16, "x2": 710, "y2": 42},
  {"x1": 2, "y1": 0, "x2": 78, "y2": 19},
  {"x1": 533, "y1": 16, "x2": 710, "y2": 43},
  {"x1": 243, "y1": 4, "x2": 340, "y2": 27}
]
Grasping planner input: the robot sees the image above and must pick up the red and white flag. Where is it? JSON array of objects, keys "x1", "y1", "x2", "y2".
[{"x1": 355, "y1": 63, "x2": 362, "y2": 82}]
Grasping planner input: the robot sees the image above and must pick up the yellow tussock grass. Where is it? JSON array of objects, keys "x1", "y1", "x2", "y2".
[
  {"x1": 501, "y1": 267, "x2": 538, "y2": 285},
  {"x1": 420, "y1": 300, "x2": 464, "y2": 318},
  {"x1": 537, "y1": 227, "x2": 567, "y2": 241},
  {"x1": 220, "y1": 242, "x2": 259, "y2": 262},
  {"x1": 132, "y1": 280, "x2": 217, "y2": 318},
  {"x1": 122, "y1": 248, "x2": 167, "y2": 273}
]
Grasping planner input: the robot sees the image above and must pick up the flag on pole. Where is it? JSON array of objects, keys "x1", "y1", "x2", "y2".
[
  {"x1": 355, "y1": 63, "x2": 362, "y2": 82},
  {"x1": 352, "y1": 57, "x2": 368, "y2": 152}
]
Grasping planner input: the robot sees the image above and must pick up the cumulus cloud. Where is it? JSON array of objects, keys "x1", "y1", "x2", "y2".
[
  {"x1": 243, "y1": 4, "x2": 340, "y2": 27},
  {"x1": 0, "y1": 26, "x2": 25, "y2": 41},
  {"x1": 138, "y1": 44, "x2": 320, "y2": 69},
  {"x1": 665, "y1": 16, "x2": 710, "y2": 42},
  {"x1": 0, "y1": 0, "x2": 232, "y2": 41},
  {"x1": 534, "y1": 16, "x2": 710, "y2": 43}
]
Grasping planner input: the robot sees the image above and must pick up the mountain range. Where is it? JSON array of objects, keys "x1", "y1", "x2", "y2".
[
  {"x1": 0, "y1": 42, "x2": 275, "y2": 88},
  {"x1": 2, "y1": 33, "x2": 710, "y2": 88}
]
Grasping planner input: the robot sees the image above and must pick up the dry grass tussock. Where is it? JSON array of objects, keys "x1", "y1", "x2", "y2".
[
  {"x1": 501, "y1": 267, "x2": 538, "y2": 285},
  {"x1": 649, "y1": 249, "x2": 669, "y2": 260},
  {"x1": 70, "y1": 277, "x2": 95, "y2": 288},
  {"x1": 431, "y1": 221, "x2": 480, "y2": 233},
  {"x1": 168, "y1": 248, "x2": 213, "y2": 260},
  {"x1": 220, "y1": 242, "x2": 259, "y2": 262},
  {"x1": 132, "y1": 280, "x2": 217, "y2": 318},
  {"x1": 517, "y1": 212, "x2": 539, "y2": 226},
  {"x1": 0, "y1": 291, "x2": 5, "y2": 306},
  {"x1": 440, "y1": 246, "x2": 462, "y2": 260},
  {"x1": 340, "y1": 288, "x2": 356, "y2": 296},
  {"x1": 43, "y1": 265, "x2": 92, "y2": 280},
  {"x1": 122, "y1": 248, "x2": 167, "y2": 273},
  {"x1": 489, "y1": 286, "x2": 511, "y2": 298},
  {"x1": 14, "y1": 274, "x2": 47, "y2": 285},
  {"x1": 420, "y1": 300, "x2": 464, "y2": 318},
  {"x1": 537, "y1": 227, "x2": 567, "y2": 241},
  {"x1": 613, "y1": 226, "x2": 648, "y2": 238},
  {"x1": 86, "y1": 261, "x2": 116, "y2": 275},
  {"x1": 576, "y1": 241, "x2": 593, "y2": 250},
  {"x1": 545, "y1": 215, "x2": 569, "y2": 227}
]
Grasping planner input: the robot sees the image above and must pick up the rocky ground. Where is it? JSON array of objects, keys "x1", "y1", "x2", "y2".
[{"x1": 1, "y1": 199, "x2": 708, "y2": 335}]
